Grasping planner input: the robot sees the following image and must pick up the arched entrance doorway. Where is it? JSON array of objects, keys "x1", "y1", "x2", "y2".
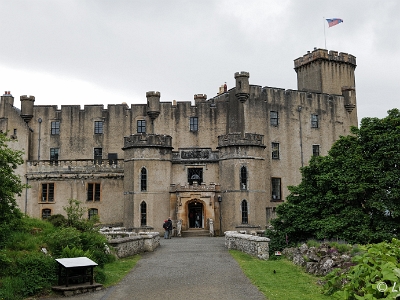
[{"x1": 187, "y1": 200, "x2": 203, "y2": 228}]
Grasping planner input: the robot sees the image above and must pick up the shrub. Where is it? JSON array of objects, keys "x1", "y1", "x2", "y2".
[
  {"x1": 47, "y1": 214, "x2": 67, "y2": 227},
  {"x1": 324, "y1": 238, "x2": 400, "y2": 299},
  {"x1": 46, "y1": 226, "x2": 82, "y2": 257},
  {"x1": 0, "y1": 252, "x2": 57, "y2": 298}
]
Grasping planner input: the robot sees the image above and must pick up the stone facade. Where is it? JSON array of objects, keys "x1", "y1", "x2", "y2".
[{"x1": 0, "y1": 48, "x2": 357, "y2": 235}]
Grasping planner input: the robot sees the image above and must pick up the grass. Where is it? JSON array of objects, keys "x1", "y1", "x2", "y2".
[
  {"x1": 230, "y1": 250, "x2": 331, "y2": 300},
  {"x1": 101, "y1": 255, "x2": 141, "y2": 287}
]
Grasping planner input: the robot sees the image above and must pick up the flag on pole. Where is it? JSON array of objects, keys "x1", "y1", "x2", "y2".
[{"x1": 326, "y1": 18, "x2": 343, "y2": 27}]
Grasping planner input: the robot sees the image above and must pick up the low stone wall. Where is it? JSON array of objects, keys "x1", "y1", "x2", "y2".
[
  {"x1": 224, "y1": 231, "x2": 270, "y2": 260},
  {"x1": 108, "y1": 232, "x2": 160, "y2": 258}
]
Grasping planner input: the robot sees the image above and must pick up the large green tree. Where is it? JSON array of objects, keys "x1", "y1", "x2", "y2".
[
  {"x1": 271, "y1": 109, "x2": 400, "y2": 246},
  {"x1": 0, "y1": 132, "x2": 25, "y2": 248}
]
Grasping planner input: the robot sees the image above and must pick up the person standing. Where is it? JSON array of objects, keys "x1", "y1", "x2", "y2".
[
  {"x1": 163, "y1": 220, "x2": 169, "y2": 239},
  {"x1": 167, "y1": 217, "x2": 173, "y2": 239}
]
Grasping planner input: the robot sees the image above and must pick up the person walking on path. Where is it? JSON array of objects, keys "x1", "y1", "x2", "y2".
[
  {"x1": 167, "y1": 217, "x2": 173, "y2": 239},
  {"x1": 162, "y1": 219, "x2": 169, "y2": 239}
]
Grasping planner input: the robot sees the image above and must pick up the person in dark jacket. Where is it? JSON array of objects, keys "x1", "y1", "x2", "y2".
[
  {"x1": 167, "y1": 217, "x2": 173, "y2": 239},
  {"x1": 163, "y1": 220, "x2": 169, "y2": 239}
]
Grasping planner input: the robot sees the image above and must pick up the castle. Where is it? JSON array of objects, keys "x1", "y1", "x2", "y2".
[{"x1": 0, "y1": 48, "x2": 357, "y2": 235}]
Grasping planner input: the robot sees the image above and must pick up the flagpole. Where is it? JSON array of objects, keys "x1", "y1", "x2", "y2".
[{"x1": 323, "y1": 17, "x2": 326, "y2": 49}]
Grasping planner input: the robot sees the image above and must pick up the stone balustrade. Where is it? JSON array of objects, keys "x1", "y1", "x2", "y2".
[
  {"x1": 27, "y1": 159, "x2": 124, "y2": 174},
  {"x1": 107, "y1": 232, "x2": 160, "y2": 258},
  {"x1": 225, "y1": 231, "x2": 270, "y2": 260}
]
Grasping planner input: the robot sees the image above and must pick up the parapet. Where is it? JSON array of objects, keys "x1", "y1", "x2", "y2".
[
  {"x1": 294, "y1": 49, "x2": 356, "y2": 69},
  {"x1": 234, "y1": 71, "x2": 250, "y2": 78},
  {"x1": 146, "y1": 91, "x2": 160, "y2": 98},
  {"x1": 217, "y1": 133, "x2": 265, "y2": 148},
  {"x1": 123, "y1": 133, "x2": 173, "y2": 150}
]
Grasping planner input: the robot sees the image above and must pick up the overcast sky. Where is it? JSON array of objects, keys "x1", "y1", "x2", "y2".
[{"x1": 0, "y1": 0, "x2": 398, "y2": 122}]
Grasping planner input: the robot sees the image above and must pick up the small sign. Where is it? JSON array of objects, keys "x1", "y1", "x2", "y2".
[{"x1": 275, "y1": 251, "x2": 282, "y2": 256}]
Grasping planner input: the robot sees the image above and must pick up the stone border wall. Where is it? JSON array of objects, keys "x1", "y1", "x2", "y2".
[
  {"x1": 107, "y1": 232, "x2": 160, "y2": 258},
  {"x1": 224, "y1": 231, "x2": 270, "y2": 260}
]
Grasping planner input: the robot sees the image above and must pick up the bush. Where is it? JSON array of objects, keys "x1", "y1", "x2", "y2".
[
  {"x1": 324, "y1": 238, "x2": 400, "y2": 299},
  {"x1": 47, "y1": 214, "x2": 67, "y2": 227},
  {"x1": 0, "y1": 251, "x2": 57, "y2": 299},
  {"x1": 46, "y1": 226, "x2": 82, "y2": 257}
]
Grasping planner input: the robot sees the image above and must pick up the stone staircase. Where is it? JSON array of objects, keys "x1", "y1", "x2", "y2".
[{"x1": 181, "y1": 228, "x2": 210, "y2": 237}]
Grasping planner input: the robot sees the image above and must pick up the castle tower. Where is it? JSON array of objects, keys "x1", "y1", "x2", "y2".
[
  {"x1": 294, "y1": 49, "x2": 358, "y2": 123},
  {"x1": 294, "y1": 49, "x2": 356, "y2": 95},
  {"x1": 20, "y1": 95, "x2": 35, "y2": 123},
  {"x1": 122, "y1": 133, "x2": 173, "y2": 230},
  {"x1": 217, "y1": 133, "x2": 267, "y2": 233}
]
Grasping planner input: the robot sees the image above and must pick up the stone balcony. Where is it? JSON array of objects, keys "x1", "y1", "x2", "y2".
[{"x1": 170, "y1": 182, "x2": 220, "y2": 192}]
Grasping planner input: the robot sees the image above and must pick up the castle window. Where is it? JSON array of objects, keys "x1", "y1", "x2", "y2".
[
  {"x1": 41, "y1": 183, "x2": 54, "y2": 202},
  {"x1": 140, "y1": 201, "x2": 147, "y2": 226},
  {"x1": 188, "y1": 168, "x2": 203, "y2": 185},
  {"x1": 42, "y1": 209, "x2": 51, "y2": 220},
  {"x1": 94, "y1": 121, "x2": 103, "y2": 134},
  {"x1": 272, "y1": 142, "x2": 280, "y2": 159},
  {"x1": 240, "y1": 166, "x2": 247, "y2": 190},
  {"x1": 51, "y1": 121, "x2": 60, "y2": 135},
  {"x1": 190, "y1": 117, "x2": 198, "y2": 132},
  {"x1": 241, "y1": 200, "x2": 248, "y2": 224},
  {"x1": 270, "y1": 111, "x2": 279, "y2": 126},
  {"x1": 13, "y1": 128, "x2": 17, "y2": 135},
  {"x1": 50, "y1": 148, "x2": 59, "y2": 166},
  {"x1": 94, "y1": 148, "x2": 102, "y2": 165},
  {"x1": 312, "y1": 145, "x2": 320, "y2": 156},
  {"x1": 140, "y1": 167, "x2": 147, "y2": 192},
  {"x1": 88, "y1": 183, "x2": 101, "y2": 202},
  {"x1": 311, "y1": 114, "x2": 319, "y2": 128},
  {"x1": 88, "y1": 208, "x2": 98, "y2": 220},
  {"x1": 108, "y1": 153, "x2": 118, "y2": 165},
  {"x1": 137, "y1": 120, "x2": 146, "y2": 133},
  {"x1": 271, "y1": 178, "x2": 281, "y2": 201}
]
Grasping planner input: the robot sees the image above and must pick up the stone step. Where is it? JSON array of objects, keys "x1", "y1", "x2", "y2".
[{"x1": 181, "y1": 229, "x2": 210, "y2": 237}]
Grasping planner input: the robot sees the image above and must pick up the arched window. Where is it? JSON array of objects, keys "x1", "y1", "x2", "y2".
[
  {"x1": 141, "y1": 167, "x2": 147, "y2": 191},
  {"x1": 240, "y1": 166, "x2": 247, "y2": 190},
  {"x1": 140, "y1": 201, "x2": 147, "y2": 226},
  {"x1": 88, "y1": 208, "x2": 98, "y2": 220},
  {"x1": 42, "y1": 209, "x2": 51, "y2": 219},
  {"x1": 241, "y1": 200, "x2": 248, "y2": 224}
]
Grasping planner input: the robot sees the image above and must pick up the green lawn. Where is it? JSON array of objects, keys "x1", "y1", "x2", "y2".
[
  {"x1": 102, "y1": 255, "x2": 141, "y2": 287},
  {"x1": 230, "y1": 250, "x2": 331, "y2": 300}
]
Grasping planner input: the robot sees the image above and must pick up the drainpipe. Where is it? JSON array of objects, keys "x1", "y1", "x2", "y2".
[
  {"x1": 38, "y1": 118, "x2": 42, "y2": 160},
  {"x1": 24, "y1": 175, "x2": 28, "y2": 215},
  {"x1": 298, "y1": 106, "x2": 304, "y2": 168}
]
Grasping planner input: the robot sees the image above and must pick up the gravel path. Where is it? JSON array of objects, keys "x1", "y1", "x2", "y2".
[{"x1": 42, "y1": 237, "x2": 266, "y2": 300}]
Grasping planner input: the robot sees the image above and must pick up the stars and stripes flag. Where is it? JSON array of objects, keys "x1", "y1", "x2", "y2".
[{"x1": 326, "y1": 18, "x2": 343, "y2": 27}]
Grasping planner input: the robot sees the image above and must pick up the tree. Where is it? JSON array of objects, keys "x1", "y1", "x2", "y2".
[
  {"x1": 0, "y1": 133, "x2": 25, "y2": 248},
  {"x1": 270, "y1": 109, "x2": 400, "y2": 246}
]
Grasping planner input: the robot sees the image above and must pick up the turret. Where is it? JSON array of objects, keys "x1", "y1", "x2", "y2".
[
  {"x1": 294, "y1": 49, "x2": 357, "y2": 95},
  {"x1": 235, "y1": 71, "x2": 250, "y2": 103},
  {"x1": 20, "y1": 95, "x2": 35, "y2": 123},
  {"x1": 146, "y1": 91, "x2": 160, "y2": 122}
]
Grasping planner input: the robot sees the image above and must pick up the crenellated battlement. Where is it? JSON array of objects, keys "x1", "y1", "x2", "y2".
[
  {"x1": 294, "y1": 48, "x2": 356, "y2": 69},
  {"x1": 217, "y1": 133, "x2": 265, "y2": 148},
  {"x1": 123, "y1": 133, "x2": 173, "y2": 149},
  {"x1": 20, "y1": 95, "x2": 35, "y2": 101},
  {"x1": 146, "y1": 91, "x2": 160, "y2": 97},
  {"x1": 234, "y1": 71, "x2": 250, "y2": 78}
]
